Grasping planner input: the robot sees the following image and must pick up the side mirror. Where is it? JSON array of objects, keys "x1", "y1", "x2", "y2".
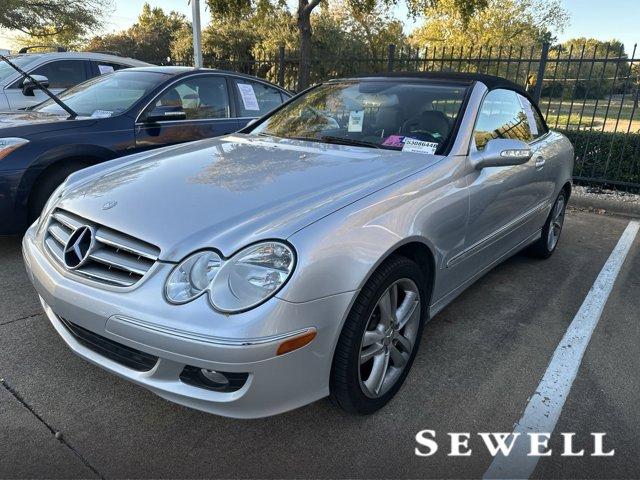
[
  {"x1": 144, "y1": 105, "x2": 187, "y2": 123},
  {"x1": 470, "y1": 138, "x2": 532, "y2": 170},
  {"x1": 22, "y1": 75, "x2": 49, "y2": 96}
]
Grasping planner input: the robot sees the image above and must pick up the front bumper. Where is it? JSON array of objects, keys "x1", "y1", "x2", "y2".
[{"x1": 23, "y1": 225, "x2": 356, "y2": 418}]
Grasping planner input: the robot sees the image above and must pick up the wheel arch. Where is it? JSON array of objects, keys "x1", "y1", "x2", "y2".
[
  {"x1": 19, "y1": 144, "x2": 117, "y2": 211},
  {"x1": 353, "y1": 236, "x2": 437, "y2": 316}
]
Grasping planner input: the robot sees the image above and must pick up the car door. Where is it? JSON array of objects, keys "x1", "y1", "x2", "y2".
[
  {"x1": 230, "y1": 78, "x2": 289, "y2": 127},
  {"x1": 135, "y1": 74, "x2": 239, "y2": 150},
  {"x1": 5, "y1": 59, "x2": 91, "y2": 109},
  {"x1": 517, "y1": 93, "x2": 558, "y2": 206},
  {"x1": 458, "y1": 88, "x2": 545, "y2": 276}
]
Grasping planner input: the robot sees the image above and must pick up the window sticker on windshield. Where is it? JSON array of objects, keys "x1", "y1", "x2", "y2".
[
  {"x1": 347, "y1": 110, "x2": 364, "y2": 132},
  {"x1": 98, "y1": 64, "x2": 114, "y2": 75},
  {"x1": 382, "y1": 135, "x2": 406, "y2": 147},
  {"x1": 90, "y1": 110, "x2": 113, "y2": 118},
  {"x1": 518, "y1": 94, "x2": 538, "y2": 135},
  {"x1": 402, "y1": 138, "x2": 438, "y2": 155},
  {"x1": 237, "y1": 83, "x2": 260, "y2": 111}
]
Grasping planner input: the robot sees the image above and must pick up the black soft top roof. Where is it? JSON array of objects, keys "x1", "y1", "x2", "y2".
[{"x1": 344, "y1": 71, "x2": 528, "y2": 96}]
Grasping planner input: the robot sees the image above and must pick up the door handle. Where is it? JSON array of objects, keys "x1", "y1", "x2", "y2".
[{"x1": 535, "y1": 156, "x2": 546, "y2": 169}]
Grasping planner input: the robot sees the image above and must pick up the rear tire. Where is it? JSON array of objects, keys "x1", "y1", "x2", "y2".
[
  {"x1": 527, "y1": 191, "x2": 567, "y2": 259},
  {"x1": 28, "y1": 162, "x2": 89, "y2": 224},
  {"x1": 330, "y1": 254, "x2": 428, "y2": 414}
]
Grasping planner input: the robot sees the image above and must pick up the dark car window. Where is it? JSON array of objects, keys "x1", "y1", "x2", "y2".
[
  {"x1": 29, "y1": 60, "x2": 90, "y2": 89},
  {"x1": 474, "y1": 89, "x2": 534, "y2": 149},
  {"x1": 150, "y1": 76, "x2": 230, "y2": 120},
  {"x1": 233, "y1": 79, "x2": 285, "y2": 117}
]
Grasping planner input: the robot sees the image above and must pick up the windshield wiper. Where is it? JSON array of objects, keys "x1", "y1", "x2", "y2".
[
  {"x1": 319, "y1": 135, "x2": 382, "y2": 149},
  {"x1": 0, "y1": 54, "x2": 77, "y2": 118}
]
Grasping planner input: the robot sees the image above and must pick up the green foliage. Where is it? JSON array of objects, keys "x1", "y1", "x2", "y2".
[
  {"x1": 542, "y1": 39, "x2": 632, "y2": 100},
  {"x1": 563, "y1": 129, "x2": 640, "y2": 185},
  {"x1": 84, "y1": 3, "x2": 189, "y2": 61},
  {"x1": 409, "y1": 0, "x2": 568, "y2": 47},
  {"x1": 0, "y1": 0, "x2": 110, "y2": 38}
]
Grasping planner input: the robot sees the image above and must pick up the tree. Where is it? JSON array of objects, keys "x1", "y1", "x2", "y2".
[
  {"x1": 409, "y1": 0, "x2": 568, "y2": 47},
  {"x1": 549, "y1": 38, "x2": 631, "y2": 100},
  {"x1": 85, "y1": 3, "x2": 189, "y2": 62},
  {"x1": 0, "y1": 0, "x2": 110, "y2": 38},
  {"x1": 13, "y1": 25, "x2": 87, "y2": 51},
  {"x1": 296, "y1": 0, "x2": 322, "y2": 91}
]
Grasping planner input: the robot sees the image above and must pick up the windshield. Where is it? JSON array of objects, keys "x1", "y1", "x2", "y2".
[
  {"x1": 34, "y1": 70, "x2": 166, "y2": 117},
  {"x1": 251, "y1": 80, "x2": 468, "y2": 152},
  {"x1": 0, "y1": 55, "x2": 41, "y2": 84}
]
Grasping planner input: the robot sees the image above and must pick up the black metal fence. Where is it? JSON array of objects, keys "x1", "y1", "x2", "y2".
[{"x1": 149, "y1": 42, "x2": 640, "y2": 190}]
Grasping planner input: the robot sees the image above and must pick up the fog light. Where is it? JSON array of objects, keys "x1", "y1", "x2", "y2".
[{"x1": 200, "y1": 369, "x2": 229, "y2": 387}]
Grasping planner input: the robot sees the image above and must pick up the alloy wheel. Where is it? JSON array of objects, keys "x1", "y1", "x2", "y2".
[
  {"x1": 547, "y1": 195, "x2": 566, "y2": 251},
  {"x1": 358, "y1": 278, "x2": 421, "y2": 398}
]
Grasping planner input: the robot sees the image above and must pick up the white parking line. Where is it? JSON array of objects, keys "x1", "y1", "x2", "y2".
[{"x1": 484, "y1": 220, "x2": 640, "y2": 479}]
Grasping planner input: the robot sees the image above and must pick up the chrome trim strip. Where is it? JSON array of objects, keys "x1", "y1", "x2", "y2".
[
  {"x1": 73, "y1": 265, "x2": 136, "y2": 287},
  {"x1": 52, "y1": 210, "x2": 83, "y2": 230},
  {"x1": 88, "y1": 249, "x2": 149, "y2": 276},
  {"x1": 447, "y1": 200, "x2": 551, "y2": 268},
  {"x1": 94, "y1": 230, "x2": 158, "y2": 260},
  {"x1": 111, "y1": 314, "x2": 315, "y2": 347}
]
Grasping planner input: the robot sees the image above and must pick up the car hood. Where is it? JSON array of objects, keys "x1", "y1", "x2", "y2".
[
  {"x1": 59, "y1": 134, "x2": 442, "y2": 261},
  {"x1": 0, "y1": 109, "x2": 68, "y2": 128}
]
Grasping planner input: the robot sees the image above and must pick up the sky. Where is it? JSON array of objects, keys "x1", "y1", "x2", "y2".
[{"x1": 1, "y1": 0, "x2": 639, "y2": 53}]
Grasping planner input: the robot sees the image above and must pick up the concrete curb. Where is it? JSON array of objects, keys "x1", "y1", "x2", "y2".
[{"x1": 570, "y1": 194, "x2": 640, "y2": 219}]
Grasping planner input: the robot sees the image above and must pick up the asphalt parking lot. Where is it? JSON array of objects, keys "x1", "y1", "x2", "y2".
[{"x1": 1, "y1": 209, "x2": 638, "y2": 479}]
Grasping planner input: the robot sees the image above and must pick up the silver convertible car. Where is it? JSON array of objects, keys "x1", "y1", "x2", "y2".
[{"x1": 23, "y1": 72, "x2": 573, "y2": 418}]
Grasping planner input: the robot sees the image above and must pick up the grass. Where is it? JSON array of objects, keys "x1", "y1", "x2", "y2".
[{"x1": 541, "y1": 97, "x2": 640, "y2": 133}]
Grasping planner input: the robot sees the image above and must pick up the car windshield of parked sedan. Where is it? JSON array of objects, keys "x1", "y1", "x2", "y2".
[
  {"x1": 34, "y1": 70, "x2": 165, "y2": 117},
  {"x1": 0, "y1": 55, "x2": 42, "y2": 84},
  {"x1": 251, "y1": 80, "x2": 468, "y2": 152}
]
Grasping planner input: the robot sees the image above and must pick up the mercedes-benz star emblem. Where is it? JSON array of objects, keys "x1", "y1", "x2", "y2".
[
  {"x1": 102, "y1": 200, "x2": 118, "y2": 210},
  {"x1": 63, "y1": 225, "x2": 95, "y2": 269}
]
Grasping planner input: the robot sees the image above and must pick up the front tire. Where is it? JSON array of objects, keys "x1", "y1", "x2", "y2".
[
  {"x1": 28, "y1": 162, "x2": 89, "y2": 224},
  {"x1": 528, "y1": 191, "x2": 567, "y2": 259},
  {"x1": 330, "y1": 254, "x2": 428, "y2": 414}
]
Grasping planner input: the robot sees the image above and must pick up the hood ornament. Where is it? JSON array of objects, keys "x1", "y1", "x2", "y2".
[{"x1": 102, "y1": 200, "x2": 118, "y2": 210}]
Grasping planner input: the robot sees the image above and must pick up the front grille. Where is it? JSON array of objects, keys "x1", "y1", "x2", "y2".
[
  {"x1": 59, "y1": 317, "x2": 159, "y2": 371},
  {"x1": 44, "y1": 209, "x2": 160, "y2": 287}
]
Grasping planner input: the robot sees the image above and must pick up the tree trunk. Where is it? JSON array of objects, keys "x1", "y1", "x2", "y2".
[
  {"x1": 296, "y1": 0, "x2": 320, "y2": 91},
  {"x1": 297, "y1": 19, "x2": 312, "y2": 90}
]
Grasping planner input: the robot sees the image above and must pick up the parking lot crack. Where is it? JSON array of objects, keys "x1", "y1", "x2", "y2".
[
  {"x1": 0, "y1": 379, "x2": 104, "y2": 479},
  {"x1": 0, "y1": 312, "x2": 42, "y2": 326}
]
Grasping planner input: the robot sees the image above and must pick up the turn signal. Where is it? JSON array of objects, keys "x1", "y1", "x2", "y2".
[{"x1": 276, "y1": 329, "x2": 317, "y2": 356}]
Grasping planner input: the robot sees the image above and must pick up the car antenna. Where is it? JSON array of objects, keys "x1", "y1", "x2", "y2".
[{"x1": 0, "y1": 54, "x2": 77, "y2": 119}]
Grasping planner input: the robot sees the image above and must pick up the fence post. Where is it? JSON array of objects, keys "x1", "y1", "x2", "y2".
[
  {"x1": 277, "y1": 46, "x2": 285, "y2": 87},
  {"x1": 387, "y1": 44, "x2": 396, "y2": 73},
  {"x1": 532, "y1": 42, "x2": 550, "y2": 103}
]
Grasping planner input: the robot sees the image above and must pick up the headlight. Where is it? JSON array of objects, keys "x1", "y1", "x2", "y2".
[
  {"x1": 164, "y1": 241, "x2": 295, "y2": 313},
  {"x1": 165, "y1": 251, "x2": 222, "y2": 304},
  {"x1": 0, "y1": 137, "x2": 29, "y2": 160},
  {"x1": 210, "y1": 242, "x2": 295, "y2": 312}
]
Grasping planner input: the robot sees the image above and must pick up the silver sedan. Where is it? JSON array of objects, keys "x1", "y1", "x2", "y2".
[{"x1": 22, "y1": 72, "x2": 574, "y2": 418}]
